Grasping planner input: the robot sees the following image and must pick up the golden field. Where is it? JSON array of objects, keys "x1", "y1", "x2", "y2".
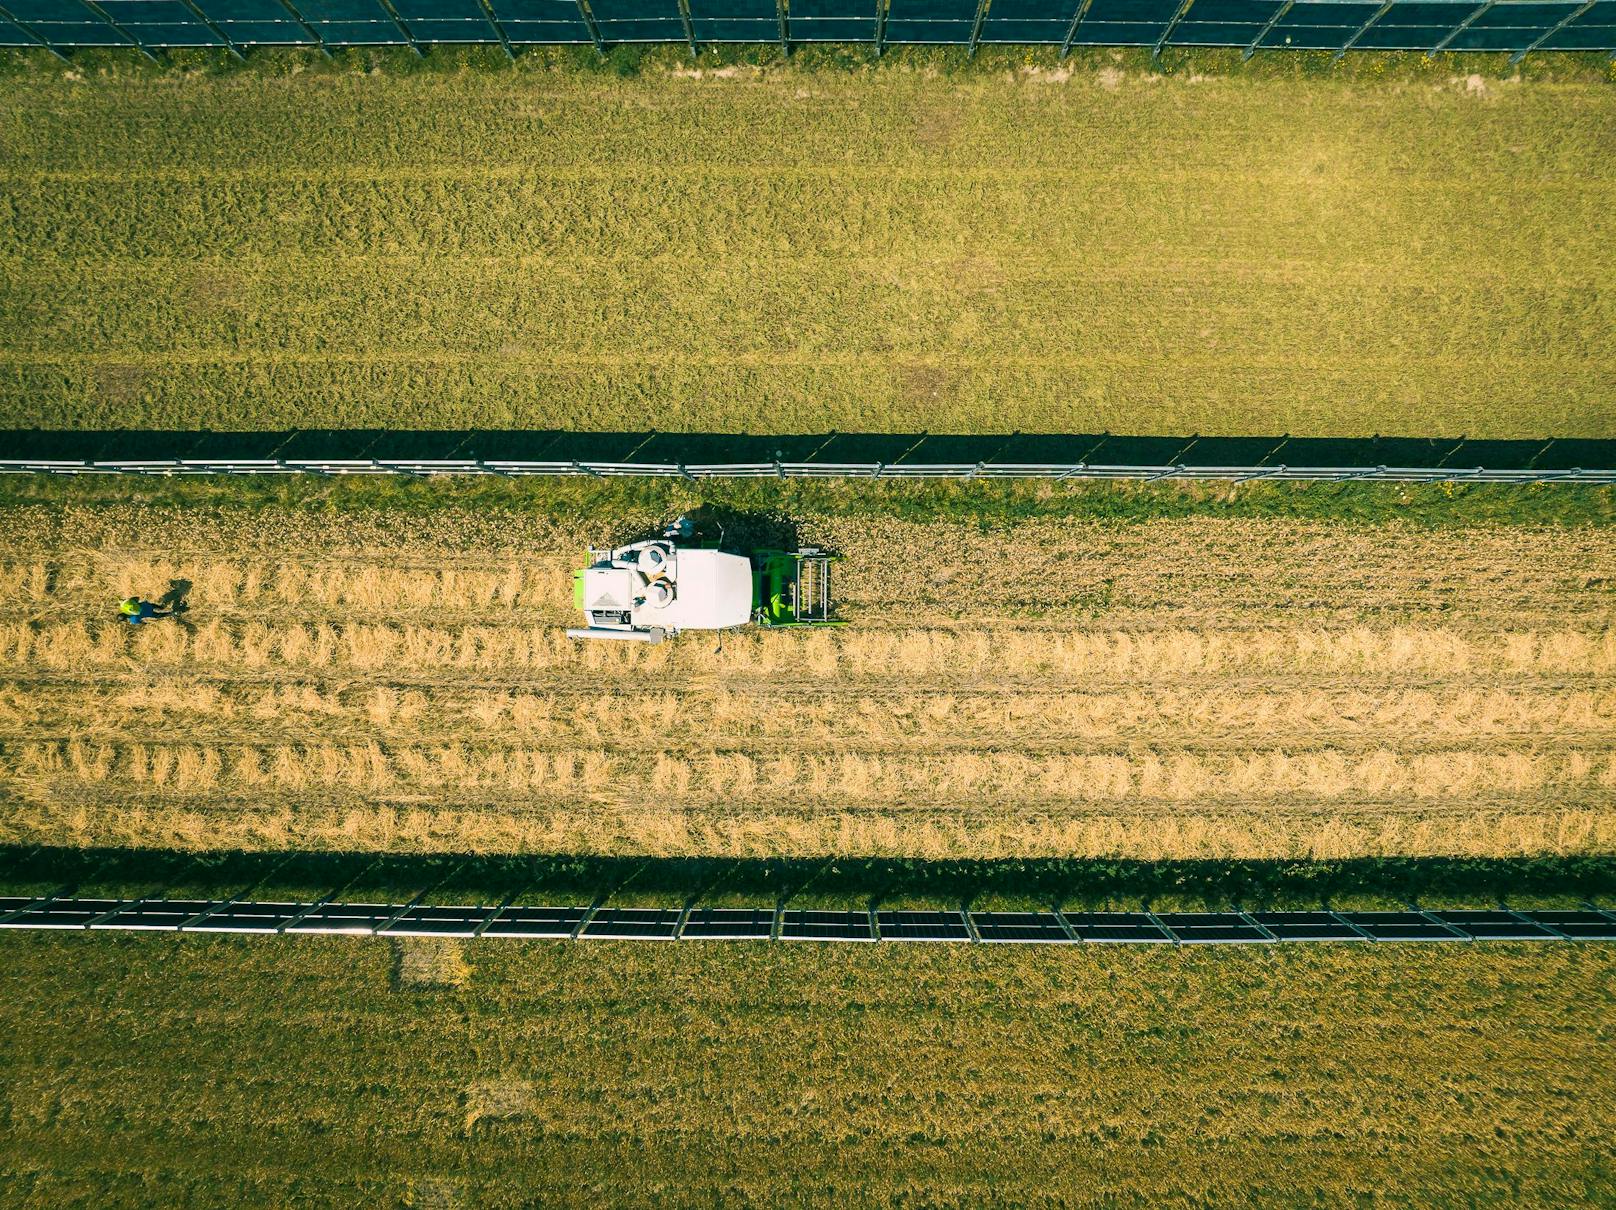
[{"x1": 1, "y1": 498, "x2": 1612, "y2": 860}]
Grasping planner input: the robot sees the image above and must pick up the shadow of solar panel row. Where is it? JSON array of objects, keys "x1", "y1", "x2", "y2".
[
  {"x1": 2, "y1": 899, "x2": 1615, "y2": 941},
  {"x1": 0, "y1": 0, "x2": 1612, "y2": 54}
]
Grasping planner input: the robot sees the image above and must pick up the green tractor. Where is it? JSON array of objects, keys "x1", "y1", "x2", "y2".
[{"x1": 568, "y1": 517, "x2": 841, "y2": 644}]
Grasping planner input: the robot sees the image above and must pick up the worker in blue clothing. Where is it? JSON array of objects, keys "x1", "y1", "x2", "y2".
[{"x1": 117, "y1": 596, "x2": 175, "y2": 625}]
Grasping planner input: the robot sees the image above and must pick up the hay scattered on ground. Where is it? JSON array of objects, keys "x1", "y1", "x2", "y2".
[{"x1": 393, "y1": 938, "x2": 470, "y2": 989}]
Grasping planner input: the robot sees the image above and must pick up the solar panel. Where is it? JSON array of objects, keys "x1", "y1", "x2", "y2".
[
  {"x1": 0, "y1": 897, "x2": 125, "y2": 929},
  {"x1": 1062, "y1": 911, "x2": 1173, "y2": 943},
  {"x1": 1433, "y1": 910, "x2": 1555, "y2": 941},
  {"x1": 581, "y1": 908, "x2": 681, "y2": 940},
  {"x1": 970, "y1": 911, "x2": 1075, "y2": 943},
  {"x1": 1521, "y1": 910, "x2": 1616, "y2": 940},
  {"x1": 184, "y1": 901, "x2": 309, "y2": 933},
  {"x1": 1338, "y1": 911, "x2": 1460, "y2": 941},
  {"x1": 680, "y1": 908, "x2": 774, "y2": 940},
  {"x1": 779, "y1": 909, "x2": 875, "y2": 942},
  {"x1": 1154, "y1": 912, "x2": 1271, "y2": 944},
  {"x1": 378, "y1": 904, "x2": 488, "y2": 937},
  {"x1": 1, "y1": 895, "x2": 1609, "y2": 945},
  {"x1": 93, "y1": 899, "x2": 218, "y2": 930},
  {"x1": 874, "y1": 910, "x2": 972, "y2": 942},
  {"x1": 1250, "y1": 911, "x2": 1366, "y2": 941},
  {"x1": 283, "y1": 901, "x2": 402, "y2": 935},
  {"x1": 3, "y1": 0, "x2": 1613, "y2": 50},
  {"x1": 480, "y1": 905, "x2": 586, "y2": 938}
]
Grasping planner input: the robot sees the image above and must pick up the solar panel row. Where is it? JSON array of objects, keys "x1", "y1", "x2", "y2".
[
  {"x1": 3, "y1": 898, "x2": 1614, "y2": 943},
  {"x1": 1, "y1": 0, "x2": 1611, "y2": 50}
]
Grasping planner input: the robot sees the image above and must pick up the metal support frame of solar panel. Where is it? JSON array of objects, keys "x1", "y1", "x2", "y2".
[
  {"x1": 579, "y1": 907, "x2": 683, "y2": 940},
  {"x1": 183, "y1": 901, "x2": 309, "y2": 933},
  {"x1": 778, "y1": 909, "x2": 876, "y2": 942},
  {"x1": 971, "y1": 911, "x2": 1076, "y2": 943},
  {"x1": 680, "y1": 908, "x2": 774, "y2": 940},
  {"x1": 90, "y1": 899, "x2": 219, "y2": 931},
  {"x1": 1431, "y1": 910, "x2": 1555, "y2": 941}
]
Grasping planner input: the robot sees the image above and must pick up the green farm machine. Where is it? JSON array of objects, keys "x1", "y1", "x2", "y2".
[{"x1": 568, "y1": 516, "x2": 840, "y2": 644}]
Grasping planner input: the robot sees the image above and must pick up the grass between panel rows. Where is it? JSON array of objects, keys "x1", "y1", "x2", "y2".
[
  {"x1": 3, "y1": 473, "x2": 1614, "y2": 526},
  {"x1": 1, "y1": 48, "x2": 1612, "y2": 438},
  {"x1": 1, "y1": 933, "x2": 1613, "y2": 1207}
]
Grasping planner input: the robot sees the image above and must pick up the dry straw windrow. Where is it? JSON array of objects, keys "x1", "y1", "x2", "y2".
[
  {"x1": 1, "y1": 794, "x2": 1610, "y2": 862},
  {"x1": 0, "y1": 508, "x2": 1612, "y2": 860},
  {"x1": 7, "y1": 740, "x2": 1614, "y2": 802},
  {"x1": 7, "y1": 683, "x2": 1614, "y2": 746},
  {"x1": 3, "y1": 620, "x2": 1613, "y2": 681}
]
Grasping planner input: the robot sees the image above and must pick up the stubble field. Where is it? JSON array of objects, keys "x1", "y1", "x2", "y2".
[
  {"x1": 2, "y1": 483, "x2": 1612, "y2": 861},
  {"x1": 1, "y1": 54, "x2": 1614, "y2": 438}
]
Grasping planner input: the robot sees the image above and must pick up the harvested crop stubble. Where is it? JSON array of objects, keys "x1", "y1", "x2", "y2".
[
  {"x1": 2, "y1": 934, "x2": 1613, "y2": 1207},
  {"x1": 1, "y1": 504, "x2": 1613, "y2": 860}
]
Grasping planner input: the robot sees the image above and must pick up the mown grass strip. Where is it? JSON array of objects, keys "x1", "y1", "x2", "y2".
[
  {"x1": 1, "y1": 51, "x2": 1611, "y2": 438},
  {"x1": 0, "y1": 930, "x2": 1612, "y2": 1206},
  {"x1": 3, "y1": 474, "x2": 1614, "y2": 527}
]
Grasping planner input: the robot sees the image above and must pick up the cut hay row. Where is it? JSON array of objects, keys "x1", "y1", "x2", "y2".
[
  {"x1": 0, "y1": 557, "x2": 573, "y2": 618},
  {"x1": 2, "y1": 620, "x2": 1611, "y2": 680},
  {"x1": 6, "y1": 681, "x2": 1613, "y2": 745},
  {"x1": 4, "y1": 792, "x2": 1608, "y2": 862},
  {"x1": 7, "y1": 740, "x2": 1613, "y2": 804}
]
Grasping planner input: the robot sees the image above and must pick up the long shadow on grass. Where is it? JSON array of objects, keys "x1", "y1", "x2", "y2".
[
  {"x1": 3, "y1": 846, "x2": 1613, "y2": 910},
  {"x1": 7, "y1": 430, "x2": 1615, "y2": 473}
]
